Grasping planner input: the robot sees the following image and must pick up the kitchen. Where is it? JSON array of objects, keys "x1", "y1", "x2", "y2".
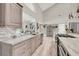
[{"x1": 0, "y1": 3, "x2": 79, "y2": 56}]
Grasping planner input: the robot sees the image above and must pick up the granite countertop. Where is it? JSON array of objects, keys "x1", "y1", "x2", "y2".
[
  {"x1": 0, "y1": 35, "x2": 35, "y2": 45},
  {"x1": 0, "y1": 32, "x2": 43, "y2": 45},
  {"x1": 0, "y1": 27, "x2": 42, "y2": 45},
  {"x1": 68, "y1": 33, "x2": 79, "y2": 38},
  {"x1": 59, "y1": 33, "x2": 79, "y2": 56}
]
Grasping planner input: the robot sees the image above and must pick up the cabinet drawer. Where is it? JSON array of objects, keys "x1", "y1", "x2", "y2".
[
  {"x1": 14, "y1": 42, "x2": 25, "y2": 49},
  {"x1": 13, "y1": 50, "x2": 25, "y2": 56}
]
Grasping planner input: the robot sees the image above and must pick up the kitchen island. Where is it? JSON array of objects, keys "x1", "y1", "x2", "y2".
[
  {"x1": 0, "y1": 33, "x2": 43, "y2": 56},
  {"x1": 56, "y1": 33, "x2": 79, "y2": 56}
]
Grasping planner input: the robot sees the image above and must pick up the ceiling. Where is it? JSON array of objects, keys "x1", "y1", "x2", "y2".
[
  {"x1": 24, "y1": 3, "x2": 56, "y2": 12},
  {"x1": 38, "y1": 3, "x2": 56, "y2": 11},
  {"x1": 24, "y1": 3, "x2": 36, "y2": 12}
]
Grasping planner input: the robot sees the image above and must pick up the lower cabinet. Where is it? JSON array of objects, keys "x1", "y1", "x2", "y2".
[
  {"x1": 0, "y1": 34, "x2": 43, "y2": 56},
  {"x1": 31, "y1": 37, "x2": 36, "y2": 54},
  {"x1": 13, "y1": 46, "x2": 26, "y2": 56},
  {"x1": 25, "y1": 39, "x2": 31, "y2": 56}
]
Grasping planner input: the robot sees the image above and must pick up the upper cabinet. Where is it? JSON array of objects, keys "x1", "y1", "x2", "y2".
[
  {"x1": 0, "y1": 3, "x2": 23, "y2": 28},
  {"x1": 0, "y1": 3, "x2": 5, "y2": 26}
]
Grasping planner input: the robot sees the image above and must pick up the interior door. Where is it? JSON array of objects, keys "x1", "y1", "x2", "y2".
[{"x1": 47, "y1": 25, "x2": 53, "y2": 37}]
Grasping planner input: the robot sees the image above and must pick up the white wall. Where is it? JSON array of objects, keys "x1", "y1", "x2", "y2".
[
  {"x1": 20, "y1": 3, "x2": 44, "y2": 33},
  {"x1": 43, "y1": 3, "x2": 78, "y2": 24},
  {"x1": 22, "y1": 11, "x2": 36, "y2": 32},
  {"x1": 33, "y1": 4, "x2": 44, "y2": 24},
  {"x1": 21, "y1": 3, "x2": 44, "y2": 24},
  {"x1": 33, "y1": 4, "x2": 44, "y2": 33}
]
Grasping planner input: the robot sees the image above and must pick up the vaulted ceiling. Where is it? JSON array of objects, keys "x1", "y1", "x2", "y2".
[
  {"x1": 38, "y1": 3, "x2": 55, "y2": 11},
  {"x1": 24, "y1": 3, "x2": 56, "y2": 12}
]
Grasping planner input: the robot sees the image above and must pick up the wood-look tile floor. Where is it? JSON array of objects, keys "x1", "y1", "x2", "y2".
[{"x1": 32, "y1": 37, "x2": 57, "y2": 56}]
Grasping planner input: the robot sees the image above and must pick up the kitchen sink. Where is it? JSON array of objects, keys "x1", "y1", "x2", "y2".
[{"x1": 57, "y1": 34, "x2": 76, "y2": 38}]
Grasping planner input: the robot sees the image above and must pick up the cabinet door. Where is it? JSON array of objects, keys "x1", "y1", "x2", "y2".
[
  {"x1": 0, "y1": 4, "x2": 5, "y2": 26},
  {"x1": 13, "y1": 42, "x2": 26, "y2": 56},
  {"x1": 0, "y1": 4, "x2": 3, "y2": 26},
  {"x1": 47, "y1": 26, "x2": 53, "y2": 37},
  {"x1": 31, "y1": 37, "x2": 36, "y2": 54},
  {"x1": 13, "y1": 45, "x2": 26, "y2": 56},
  {"x1": 35, "y1": 35, "x2": 41, "y2": 48},
  {"x1": 25, "y1": 39, "x2": 31, "y2": 56},
  {"x1": 6, "y1": 3, "x2": 22, "y2": 28}
]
